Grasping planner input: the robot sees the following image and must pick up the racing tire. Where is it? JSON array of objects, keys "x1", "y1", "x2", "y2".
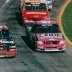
[{"x1": 48, "y1": 9, "x2": 51, "y2": 11}]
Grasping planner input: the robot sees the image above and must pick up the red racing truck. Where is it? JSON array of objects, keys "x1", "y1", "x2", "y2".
[
  {"x1": 25, "y1": 21, "x2": 66, "y2": 51},
  {"x1": 20, "y1": 0, "x2": 50, "y2": 26}
]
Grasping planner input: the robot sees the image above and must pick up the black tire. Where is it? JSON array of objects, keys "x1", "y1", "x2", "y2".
[
  {"x1": 25, "y1": 26, "x2": 29, "y2": 37},
  {"x1": 48, "y1": 9, "x2": 51, "y2": 11}
]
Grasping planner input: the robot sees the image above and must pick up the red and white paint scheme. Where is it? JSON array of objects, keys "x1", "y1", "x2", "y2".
[
  {"x1": 20, "y1": 0, "x2": 50, "y2": 26},
  {"x1": 25, "y1": 21, "x2": 66, "y2": 51},
  {"x1": 0, "y1": 25, "x2": 17, "y2": 57}
]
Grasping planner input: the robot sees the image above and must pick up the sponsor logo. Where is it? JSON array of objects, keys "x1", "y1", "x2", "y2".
[
  {"x1": 26, "y1": 12, "x2": 46, "y2": 14},
  {"x1": 0, "y1": 40, "x2": 14, "y2": 43},
  {"x1": 38, "y1": 34, "x2": 62, "y2": 38}
]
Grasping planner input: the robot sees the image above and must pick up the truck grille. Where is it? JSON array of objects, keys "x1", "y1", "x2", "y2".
[
  {"x1": 46, "y1": 47, "x2": 57, "y2": 48},
  {"x1": 44, "y1": 41, "x2": 59, "y2": 44}
]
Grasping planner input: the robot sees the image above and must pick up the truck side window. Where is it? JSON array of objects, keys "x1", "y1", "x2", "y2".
[
  {"x1": 25, "y1": 3, "x2": 32, "y2": 10},
  {"x1": 39, "y1": 3, "x2": 47, "y2": 10}
]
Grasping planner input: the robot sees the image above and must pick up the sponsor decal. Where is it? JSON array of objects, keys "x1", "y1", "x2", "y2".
[
  {"x1": 26, "y1": 12, "x2": 46, "y2": 14},
  {"x1": 33, "y1": 15, "x2": 39, "y2": 17},
  {"x1": 0, "y1": 40, "x2": 14, "y2": 43},
  {"x1": 37, "y1": 34, "x2": 62, "y2": 38}
]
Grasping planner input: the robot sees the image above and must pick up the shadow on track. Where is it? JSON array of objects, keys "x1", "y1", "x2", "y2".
[
  {"x1": 21, "y1": 36, "x2": 36, "y2": 51},
  {"x1": 0, "y1": 56, "x2": 15, "y2": 59},
  {"x1": 15, "y1": 12, "x2": 24, "y2": 27}
]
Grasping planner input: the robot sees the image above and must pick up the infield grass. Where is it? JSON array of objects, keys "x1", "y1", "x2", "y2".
[{"x1": 62, "y1": 1, "x2": 72, "y2": 41}]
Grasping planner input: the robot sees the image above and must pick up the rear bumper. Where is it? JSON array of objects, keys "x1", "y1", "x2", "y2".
[
  {"x1": 24, "y1": 20, "x2": 34, "y2": 26},
  {"x1": 0, "y1": 49, "x2": 17, "y2": 57}
]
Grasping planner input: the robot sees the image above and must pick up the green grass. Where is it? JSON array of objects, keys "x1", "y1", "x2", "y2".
[{"x1": 62, "y1": 1, "x2": 72, "y2": 41}]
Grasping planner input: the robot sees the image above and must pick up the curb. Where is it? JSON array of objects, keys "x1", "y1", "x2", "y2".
[{"x1": 57, "y1": 0, "x2": 72, "y2": 47}]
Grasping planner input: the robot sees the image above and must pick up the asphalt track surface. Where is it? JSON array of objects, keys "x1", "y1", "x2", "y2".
[{"x1": 0, "y1": 0, "x2": 72, "y2": 72}]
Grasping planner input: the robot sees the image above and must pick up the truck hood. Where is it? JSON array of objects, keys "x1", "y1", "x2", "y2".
[
  {"x1": 23, "y1": 10, "x2": 49, "y2": 20},
  {"x1": 36, "y1": 33, "x2": 64, "y2": 41}
]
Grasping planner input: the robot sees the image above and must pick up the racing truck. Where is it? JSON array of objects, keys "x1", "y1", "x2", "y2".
[
  {"x1": 20, "y1": 0, "x2": 50, "y2": 26},
  {"x1": 25, "y1": 21, "x2": 66, "y2": 51},
  {"x1": 0, "y1": 25, "x2": 17, "y2": 57}
]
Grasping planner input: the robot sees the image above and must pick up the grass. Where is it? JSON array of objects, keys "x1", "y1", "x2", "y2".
[{"x1": 62, "y1": 1, "x2": 72, "y2": 42}]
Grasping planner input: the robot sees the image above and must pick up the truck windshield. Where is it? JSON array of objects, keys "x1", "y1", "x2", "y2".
[
  {"x1": 25, "y1": 3, "x2": 47, "y2": 10},
  {"x1": 32, "y1": 24, "x2": 61, "y2": 33},
  {"x1": 0, "y1": 29, "x2": 11, "y2": 39}
]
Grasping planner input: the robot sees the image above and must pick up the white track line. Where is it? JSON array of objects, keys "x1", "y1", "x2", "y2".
[
  {"x1": 5, "y1": 0, "x2": 10, "y2": 4},
  {"x1": 0, "y1": 0, "x2": 10, "y2": 12}
]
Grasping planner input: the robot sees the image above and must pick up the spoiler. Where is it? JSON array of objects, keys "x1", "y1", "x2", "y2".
[{"x1": 24, "y1": 19, "x2": 56, "y2": 25}]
